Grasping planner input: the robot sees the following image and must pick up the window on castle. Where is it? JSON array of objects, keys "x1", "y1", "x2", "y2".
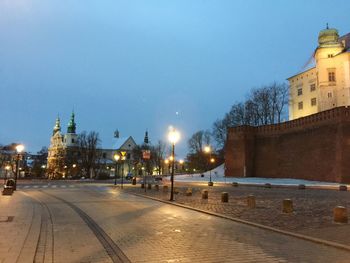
[
  {"x1": 328, "y1": 71, "x2": 336, "y2": 82},
  {"x1": 328, "y1": 54, "x2": 333, "y2": 58},
  {"x1": 328, "y1": 92, "x2": 333, "y2": 98},
  {"x1": 297, "y1": 88, "x2": 303, "y2": 96},
  {"x1": 71, "y1": 139, "x2": 75, "y2": 143},
  {"x1": 310, "y1": 84, "x2": 316, "y2": 92},
  {"x1": 102, "y1": 153, "x2": 106, "y2": 158},
  {"x1": 298, "y1": 102, "x2": 303, "y2": 110},
  {"x1": 311, "y1": 98, "x2": 317, "y2": 106}
]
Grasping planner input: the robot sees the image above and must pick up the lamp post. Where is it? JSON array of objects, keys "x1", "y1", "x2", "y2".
[
  {"x1": 4, "y1": 165, "x2": 11, "y2": 184},
  {"x1": 14, "y1": 144, "x2": 24, "y2": 190},
  {"x1": 168, "y1": 127, "x2": 180, "y2": 201},
  {"x1": 120, "y1": 153, "x2": 126, "y2": 189},
  {"x1": 204, "y1": 145, "x2": 214, "y2": 185},
  {"x1": 113, "y1": 153, "x2": 120, "y2": 186}
]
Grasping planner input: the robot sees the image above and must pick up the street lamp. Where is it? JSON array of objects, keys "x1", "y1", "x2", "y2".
[
  {"x1": 168, "y1": 127, "x2": 180, "y2": 201},
  {"x1": 4, "y1": 165, "x2": 11, "y2": 184},
  {"x1": 113, "y1": 153, "x2": 120, "y2": 186},
  {"x1": 14, "y1": 144, "x2": 24, "y2": 190},
  {"x1": 204, "y1": 145, "x2": 214, "y2": 186}
]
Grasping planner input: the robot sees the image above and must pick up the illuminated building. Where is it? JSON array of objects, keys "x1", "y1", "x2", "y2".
[{"x1": 288, "y1": 26, "x2": 350, "y2": 120}]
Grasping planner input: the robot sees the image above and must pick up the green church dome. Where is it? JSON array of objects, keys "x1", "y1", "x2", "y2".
[{"x1": 318, "y1": 25, "x2": 341, "y2": 47}]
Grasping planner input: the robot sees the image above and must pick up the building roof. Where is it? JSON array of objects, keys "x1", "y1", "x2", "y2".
[
  {"x1": 101, "y1": 136, "x2": 137, "y2": 151},
  {"x1": 288, "y1": 31, "x2": 349, "y2": 80}
]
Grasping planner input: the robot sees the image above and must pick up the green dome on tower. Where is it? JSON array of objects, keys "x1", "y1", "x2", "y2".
[
  {"x1": 318, "y1": 25, "x2": 342, "y2": 47},
  {"x1": 67, "y1": 111, "x2": 76, "y2": 134}
]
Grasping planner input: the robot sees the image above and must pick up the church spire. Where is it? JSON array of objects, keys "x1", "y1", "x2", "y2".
[
  {"x1": 53, "y1": 116, "x2": 61, "y2": 135},
  {"x1": 67, "y1": 111, "x2": 76, "y2": 134},
  {"x1": 144, "y1": 130, "x2": 149, "y2": 144}
]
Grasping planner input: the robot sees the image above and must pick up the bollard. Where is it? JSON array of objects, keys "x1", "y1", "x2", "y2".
[
  {"x1": 282, "y1": 199, "x2": 293, "y2": 213},
  {"x1": 132, "y1": 177, "x2": 137, "y2": 185},
  {"x1": 221, "y1": 192, "x2": 229, "y2": 203},
  {"x1": 155, "y1": 185, "x2": 159, "y2": 191},
  {"x1": 339, "y1": 185, "x2": 347, "y2": 191},
  {"x1": 148, "y1": 183, "x2": 152, "y2": 190},
  {"x1": 202, "y1": 189, "x2": 208, "y2": 199},
  {"x1": 141, "y1": 183, "x2": 145, "y2": 189},
  {"x1": 247, "y1": 195, "x2": 256, "y2": 208},
  {"x1": 232, "y1": 182, "x2": 238, "y2": 187},
  {"x1": 298, "y1": 184, "x2": 306, "y2": 190},
  {"x1": 163, "y1": 185, "x2": 169, "y2": 192},
  {"x1": 264, "y1": 183, "x2": 272, "y2": 188},
  {"x1": 334, "y1": 206, "x2": 348, "y2": 223},
  {"x1": 185, "y1": 188, "x2": 192, "y2": 196},
  {"x1": 208, "y1": 181, "x2": 214, "y2": 186}
]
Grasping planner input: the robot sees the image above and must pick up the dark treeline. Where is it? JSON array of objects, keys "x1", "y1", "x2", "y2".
[{"x1": 187, "y1": 82, "x2": 289, "y2": 169}]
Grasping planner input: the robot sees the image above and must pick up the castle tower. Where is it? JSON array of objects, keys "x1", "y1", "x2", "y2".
[
  {"x1": 65, "y1": 111, "x2": 78, "y2": 147},
  {"x1": 314, "y1": 26, "x2": 346, "y2": 112},
  {"x1": 288, "y1": 26, "x2": 350, "y2": 120}
]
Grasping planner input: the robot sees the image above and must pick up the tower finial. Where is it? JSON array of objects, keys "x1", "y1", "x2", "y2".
[{"x1": 67, "y1": 110, "x2": 76, "y2": 134}]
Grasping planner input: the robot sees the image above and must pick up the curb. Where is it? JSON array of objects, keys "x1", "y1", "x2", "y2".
[{"x1": 129, "y1": 191, "x2": 350, "y2": 252}]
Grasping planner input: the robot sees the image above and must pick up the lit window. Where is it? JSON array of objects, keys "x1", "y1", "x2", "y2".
[
  {"x1": 298, "y1": 102, "x2": 303, "y2": 110},
  {"x1": 328, "y1": 72, "x2": 336, "y2": 82},
  {"x1": 297, "y1": 88, "x2": 303, "y2": 96},
  {"x1": 311, "y1": 98, "x2": 317, "y2": 106},
  {"x1": 310, "y1": 84, "x2": 316, "y2": 92}
]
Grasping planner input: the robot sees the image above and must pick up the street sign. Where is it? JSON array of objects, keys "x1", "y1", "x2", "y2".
[{"x1": 142, "y1": 150, "x2": 151, "y2": 160}]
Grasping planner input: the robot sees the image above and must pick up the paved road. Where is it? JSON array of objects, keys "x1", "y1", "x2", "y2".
[{"x1": 1, "y1": 182, "x2": 350, "y2": 262}]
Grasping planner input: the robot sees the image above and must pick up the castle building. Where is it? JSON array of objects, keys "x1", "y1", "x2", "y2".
[{"x1": 288, "y1": 26, "x2": 350, "y2": 120}]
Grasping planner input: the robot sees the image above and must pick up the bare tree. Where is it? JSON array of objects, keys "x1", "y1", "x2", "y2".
[
  {"x1": 151, "y1": 140, "x2": 166, "y2": 175},
  {"x1": 188, "y1": 130, "x2": 211, "y2": 154},
  {"x1": 77, "y1": 131, "x2": 101, "y2": 178},
  {"x1": 212, "y1": 82, "x2": 289, "y2": 148}
]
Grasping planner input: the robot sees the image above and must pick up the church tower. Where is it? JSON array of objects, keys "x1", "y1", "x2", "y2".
[{"x1": 65, "y1": 111, "x2": 78, "y2": 147}]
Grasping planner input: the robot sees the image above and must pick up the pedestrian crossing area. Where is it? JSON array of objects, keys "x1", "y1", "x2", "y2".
[{"x1": 16, "y1": 184, "x2": 108, "y2": 190}]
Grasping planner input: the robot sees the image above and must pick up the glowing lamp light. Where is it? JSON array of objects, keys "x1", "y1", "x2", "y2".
[
  {"x1": 5, "y1": 165, "x2": 11, "y2": 171},
  {"x1": 168, "y1": 127, "x2": 180, "y2": 145},
  {"x1": 204, "y1": 146, "x2": 211, "y2": 153},
  {"x1": 179, "y1": 159, "x2": 184, "y2": 164},
  {"x1": 16, "y1": 144, "x2": 24, "y2": 153},
  {"x1": 210, "y1": 158, "x2": 215, "y2": 163},
  {"x1": 114, "y1": 153, "x2": 120, "y2": 161}
]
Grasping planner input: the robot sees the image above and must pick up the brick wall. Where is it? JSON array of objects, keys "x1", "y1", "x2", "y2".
[{"x1": 225, "y1": 107, "x2": 350, "y2": 183}]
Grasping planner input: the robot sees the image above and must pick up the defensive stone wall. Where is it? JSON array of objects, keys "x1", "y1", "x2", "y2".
[{"x1": 225, "y1": 106, "x2": 350, "y2": 183}]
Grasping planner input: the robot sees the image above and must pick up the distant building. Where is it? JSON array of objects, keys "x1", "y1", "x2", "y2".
[
  {"x1": 47, "y1": 113, "x2": 137, "y2": 179},
  {"x1": 288, "y1": 26, "x2": 350, "y2": 120},
  {"x1": 47, "y1": 112, "x2": 78, "y2": 179}
]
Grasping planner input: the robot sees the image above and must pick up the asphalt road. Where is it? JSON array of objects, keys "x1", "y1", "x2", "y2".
[{"x1": 1, "y1": 181, "x2": 350, "y2": 263}]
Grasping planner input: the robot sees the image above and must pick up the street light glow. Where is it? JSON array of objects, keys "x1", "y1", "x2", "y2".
[
  {"x1": 114, "y1": 153, "x2": 120, "y2": 161},
  {"x1": 168, "y1": 127, "x2": 180, "y2": 145},
  {"x1": 204, "y1": 146, "x2": 211, "y2": 153},
  {"x1": 16, "y1": 144, "x2": 24, "y2": 153}
]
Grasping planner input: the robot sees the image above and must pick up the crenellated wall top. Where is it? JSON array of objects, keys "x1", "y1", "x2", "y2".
[{"x1": 228, "y1": 106, "x2": 350, "y2": 136}]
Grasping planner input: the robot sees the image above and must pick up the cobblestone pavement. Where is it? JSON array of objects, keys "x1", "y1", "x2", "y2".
[
  {"x1": 2, "y1": 184, "x2": 350, "y2": 262},
  {"x1": 123, "y1": 181, "x2": 350, "y2": 246}
]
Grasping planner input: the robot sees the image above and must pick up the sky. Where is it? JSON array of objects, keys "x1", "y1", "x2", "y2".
[{"x1": 1, "y1": 0, "x2": 350, "y2": 157}]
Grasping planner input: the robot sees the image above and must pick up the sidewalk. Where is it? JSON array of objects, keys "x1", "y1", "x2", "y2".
[
  {"x1": 0, "y1": 191, "x2": 40, "y2": 263},
  {"x1": 123, "y1": 182, "x2": 350, "y2": 247}
]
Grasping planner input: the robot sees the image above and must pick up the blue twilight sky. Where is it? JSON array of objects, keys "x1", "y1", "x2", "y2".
[{"x1": 1, "y1": 0, "x2": 350, "y2": 157}]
